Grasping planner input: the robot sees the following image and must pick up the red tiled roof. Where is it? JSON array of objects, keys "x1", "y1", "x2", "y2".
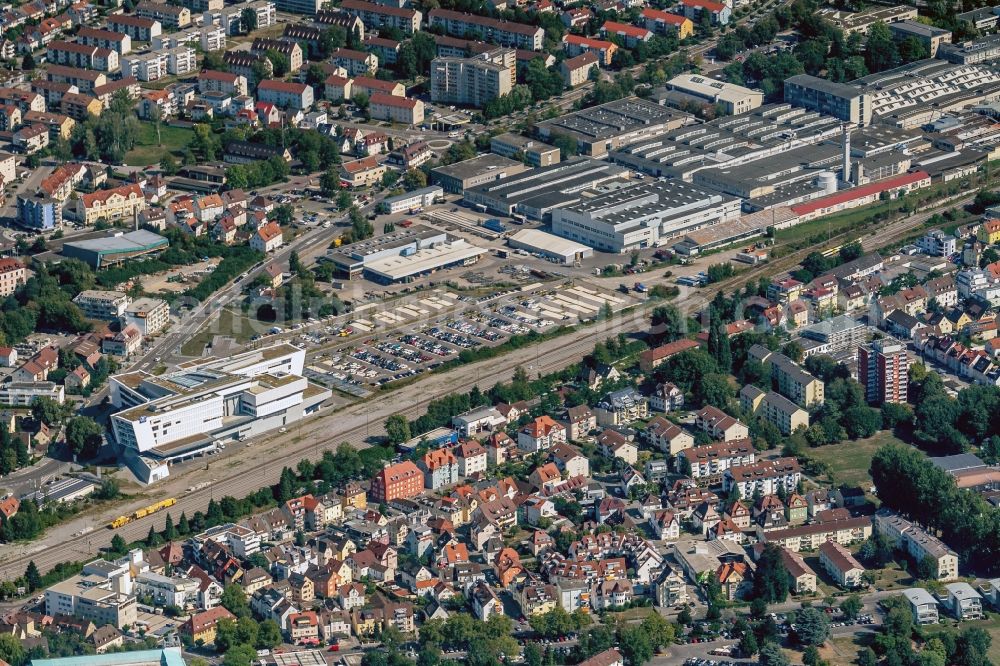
[
  {"x1": 790, "y1": 171, "x2": 931, "y2": 216},
  {"x1": 370, "y1": 93, "x2": 417, "y2": 109},
  {"x1": 601, "y1": 20, "x2": 652, "y2": 38},
  {"x1": 641, "y1": 8, "x2": 689, "y2": 24}
]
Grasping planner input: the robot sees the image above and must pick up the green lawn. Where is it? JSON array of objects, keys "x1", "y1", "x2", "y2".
[
  {"x1": 124, "y1": 122, "x2": 195, "y2": 167},
  {"x1": 807, "y1": 431, "x2": 911, "y2": 490}
]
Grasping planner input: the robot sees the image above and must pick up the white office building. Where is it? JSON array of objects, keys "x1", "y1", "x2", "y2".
[{"x1": 109, "y1": 344, "x2": 331, "y2": 477}]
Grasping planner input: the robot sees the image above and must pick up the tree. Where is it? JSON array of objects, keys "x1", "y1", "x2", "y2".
[
  {"x1": 793, "y1": 607, "x2": 830, "y2": 646},
  {"x1": 651, "y1": 305, "x2": 685, "y2": 343},
  {"x1": 223, "y1": 644, "x2": 258, "y2": 666},
  {"x1": 221, "y1": 583, "x2": 250, "y2": 618},
  {"x1": 758, "y1": 642, "x2": 790, "y2": 666},
  {"x1": 856, "y1": 647, "x2": 878, "y2": 666},
  {"x1": 551, "y1": 133, "x2": 577, "y2": 159},
  {"x1": 24, "y1": 561, "x2": 41, "y2": 592},
  {"x1": 752, "y1": 544, "x2": 790, "y2": 603},
  {"x1": 109, "y1": 534, "x2": 127, "y2": 556},
  {"x1": 31, "y1": 397, "x2": 64, "y2": 426},
  {"x1": 65, "y1": 416, "x2": 104, "y2": 459},
  {"x1": 865, "y1": 21, "x2": 900, "y2": 73},
  {"x1": 707, "y1": 309, "x2": 732, "y2": 372},
  {"x1": 402, "y1": 169, "x2": 427, "y2": 191},
  {"x1": 739, "y1": 631, "x2": 759, "y2": 657},
  {"x1": 163, "y1": 513, "x2": 177, "y2": 541},
  {"x1": 256, "y1": 619, "x2": 283, "y2": 649},
  {"x1": 844, "y1": 405, "x2": 882, "y2": 439},
  {"x1": 840, "y1": 594, "x2": 862, "y2": 620},
  {"x1": 0, "y1": 635, "x2": 26, "y2": 666},
  {"x1": 21, "y1": 53, "x2": 34, "y2": 71}
]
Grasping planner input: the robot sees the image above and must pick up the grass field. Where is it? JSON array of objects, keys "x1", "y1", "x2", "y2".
[
  {"x1": 124, "y1": 122, "x2": 194, "y2": 167},
  {"x1": 179, "y1": 307, "x2": 261, "y2": 356},
  {"x1": 807, "y1": 431, "x2": 911, "y2": 489}
]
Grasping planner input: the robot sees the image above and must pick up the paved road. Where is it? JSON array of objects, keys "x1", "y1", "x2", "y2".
[{"x1": 0, "y1": 173, "x2": 966, "y2": 579}]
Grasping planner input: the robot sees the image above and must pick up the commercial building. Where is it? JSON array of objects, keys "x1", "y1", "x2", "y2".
[
  {"x1": 783, "y1": 74, "x2": 872, "y2": 125},
  {"x1": 816, "y1": 4, "x2": 917, "y2": 35},
  {"x1": 380, "y1": 186, "x2": 443, "y2": 214},
  {"x1": 858, "y1": 339, "x2": 909, "y2": 405},
  {"x1": 109, "y1": 344, "x2": 331, "y2": 472},
  {"x1": 428, "y1": 9, "x2": 544, "y2": 50},
  {"x1": 135, "y1": 571, "x2": 199, "y2": 608},
  {"x1": 121, "y1": 298, "x2": 170, "y2": 337},
  {"x1": 431, "y1": 154, "x2": 527, "y2": 194},
  {"x1": 535, "y1": 97, "x2": 692, "y2": 158},
  {"x1": 664, "y1": 74, "x2": 763, "y2": 115},
  {"x1": 550, "y1": 179, "x2": 741, "y2": 253},
  {"x1": 888, "y1": 20, "x2": 951, "y2": 58},
  {"x1": 73, "y1": 290, "x2": 130, "y2": 320},
  {"x1": 72, "y1": 184, "x2": 148, "y2": 226},
  {"x1": 790, "y1": 171, "x2": 932, "y2": 222},
  {"x1": 937, "y1": 34, "x2": 1000, "y2": 65},
  {"x1": 62, "y1": 230, "x2": 168, "y2": 269},
  {"x1": 854, "y1": 60, "x2": 1000, "y2": 128},
  {"x1": 325, "y1": 225, "x2": 485, "y2": 284},
  {"x1": 31, "y1": 649, "x2": 186, "y2": 666},
  {"x1": 45, "y1": 562, "x2": 137, "y2": 628},
  {"x1": 490, "y1": 133, "x2": 560, "y2": 167},
  {"x1": 800, "y1": 315, "x2": 867, "y2": 352},
  {"x1": 430, "y1": 50, "x2": 514, "y2": 108},
  {"x1": 507, "y1": 229, "x2": 593, "y2": 265},
  {"x1": 462, "y1": 157, "x2": 627, "y2": 219}
]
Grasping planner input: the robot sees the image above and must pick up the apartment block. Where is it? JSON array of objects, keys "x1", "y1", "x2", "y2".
[
  {"x1": 73, "y1": 290, "x2": 130, "y2": 320},
  {"x1": 858, "y1": 339, "x2": 909, "y2": 405},
  {"x1": 121, "y1": 298, "x2": 170, "y2": 337},
  {"x1": 819, "y1": 541, "x2": 866, "y2": 588},
  {"x1": 369, "y1": 93, "x2": 423, "y2": 125},
  {"x1": 431, "y1": 51, "x2": 513, "y2": 108},
  {"x1": 340, "y1": 0, "x2": 421, "y2": 34},
  {"x1": 428, "y1": 8, "x2": 544, "y2": 50},
  {"x1": 723, "y1": 457, "x2": 801, "y2": 498},
  {"x1": 107, "y1": 14, "x2": 163, "y2": 41},
  {"x1": 873, "y1": 510, "x2": 959, "y2": 581}
]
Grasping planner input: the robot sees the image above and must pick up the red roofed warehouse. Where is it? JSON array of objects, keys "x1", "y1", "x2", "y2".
[{"x1": 791, "y1": 171, "x2": 931, "y2": 222}]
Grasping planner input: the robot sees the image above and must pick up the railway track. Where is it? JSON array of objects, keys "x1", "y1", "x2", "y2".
[{"x1": 0, "y1": 189, "x2": 972, "y2": 582}]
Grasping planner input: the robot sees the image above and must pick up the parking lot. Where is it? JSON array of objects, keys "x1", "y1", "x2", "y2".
[{"x1": 282, "y1": 280, "x2": 639, "y2": 394}]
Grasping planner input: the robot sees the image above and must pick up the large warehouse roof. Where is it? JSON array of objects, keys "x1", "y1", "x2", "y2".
[{"x1": 508, "y1": 228, "x2": 591, "y2": 258}]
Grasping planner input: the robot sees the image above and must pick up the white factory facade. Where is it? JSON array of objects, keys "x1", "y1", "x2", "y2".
[
  {"x1": 109, "y1": 344, "x2": 330, "y2": 483},
  {"x1": 551, "y1": 180, "x2": 741, "y2": 253}
]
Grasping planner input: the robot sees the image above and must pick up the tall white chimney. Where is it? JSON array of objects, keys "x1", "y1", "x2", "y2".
[{"x1": 842, "y1": 124, "x2": 852, "y2": 185}]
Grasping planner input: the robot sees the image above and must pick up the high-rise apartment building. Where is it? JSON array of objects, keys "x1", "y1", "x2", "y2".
[
  {"x1": 430, "y1": 49, "x2": 514, "y2": 108},
  {"x1": 858, "y1": 339, "x2": 909, "y2": 404}
]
